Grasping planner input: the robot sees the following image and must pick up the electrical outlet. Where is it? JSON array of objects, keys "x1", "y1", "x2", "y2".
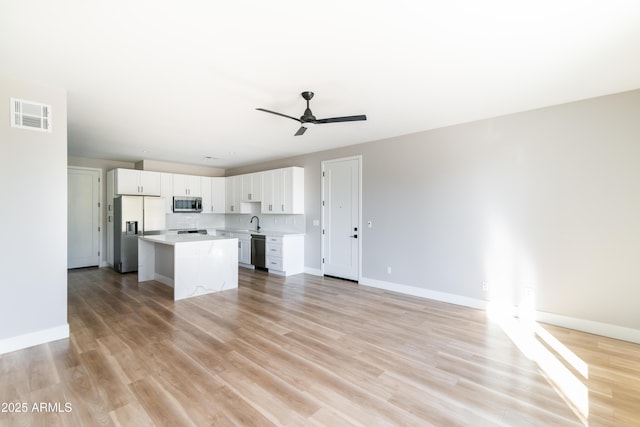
[
  {"x1": 387, "y1": 266, "x2": 392, "y2": 274},
  {"x1": 524, "y1": 287, "x2": 533, "y2": 298},
  {"x1": 367, "y1": 221, "x2": 373, "y2": 228},
  {"x1": 482, "y1": 282, "x2": 489, "y2": 291}
]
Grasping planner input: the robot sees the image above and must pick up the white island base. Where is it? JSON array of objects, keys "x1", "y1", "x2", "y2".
[{"x1": 138, "y1": 235, "x2": 238, "y2": 301}]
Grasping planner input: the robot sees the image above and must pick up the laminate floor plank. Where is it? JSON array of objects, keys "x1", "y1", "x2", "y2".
[{"x1": 1, "y1": 266, "x2": 639, "y2": 426}]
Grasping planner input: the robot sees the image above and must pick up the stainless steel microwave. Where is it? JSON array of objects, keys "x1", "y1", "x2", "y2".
[{"x1": 173, "y1": 196, "x2": 203, "y2": 213}]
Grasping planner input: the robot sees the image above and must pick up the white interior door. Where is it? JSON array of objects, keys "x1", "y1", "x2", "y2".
[
  {"x1": 68, "y1": 167, "x2": 101, "y2": 268},
  {"x1": 322, "y1": 157, "x2": 360, "y2": 281}
]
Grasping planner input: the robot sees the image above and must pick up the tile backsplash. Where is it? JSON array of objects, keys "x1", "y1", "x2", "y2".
[
  {"x1": 225, "y1": 214, "x2": 306, "y2": 233},
  {"x1": 166, "y1": 213, "x2": 225, "y2": 230},
  {"x1": 166, "y1": 213, "x2": 305, "y2": 234}
]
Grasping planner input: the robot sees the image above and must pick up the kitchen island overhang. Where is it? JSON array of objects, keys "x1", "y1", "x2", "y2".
[{"x1": 138, "y1": 234, "x2": 238, "y2": 301}]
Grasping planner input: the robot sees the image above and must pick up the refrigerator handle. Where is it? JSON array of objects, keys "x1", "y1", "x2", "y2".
[{"x1": 126, "y1": 221, "x2": 138, "y2": 235}]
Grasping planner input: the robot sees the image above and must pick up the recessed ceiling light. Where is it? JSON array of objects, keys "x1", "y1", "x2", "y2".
[{"x1": 203, "y1": 156, "x2": 219, "y2": 160}]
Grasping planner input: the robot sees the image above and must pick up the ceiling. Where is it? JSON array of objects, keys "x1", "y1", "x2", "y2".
[{"x1": 2, "y1": 1, "x2": 640, "y2": 169}]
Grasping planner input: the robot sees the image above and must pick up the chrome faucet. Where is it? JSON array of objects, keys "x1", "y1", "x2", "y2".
[{"x1": 250, "y1": 215, "x2": 260, "y2": 232}]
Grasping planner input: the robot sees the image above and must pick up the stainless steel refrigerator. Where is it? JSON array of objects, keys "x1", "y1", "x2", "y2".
[{"x1": 113, "y1": 195, "x2": 166, "y2": 273}]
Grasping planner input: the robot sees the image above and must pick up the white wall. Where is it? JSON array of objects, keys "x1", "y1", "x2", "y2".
[
  {"x1": 227, "y1": 89, "x2": 640, "y2": 343},
  {"x1": 0, "y1": 77, "x2": 69, "y2": 353},
  {"x1": 135, "y1": 159, "x2": 225, "y2": 177}
]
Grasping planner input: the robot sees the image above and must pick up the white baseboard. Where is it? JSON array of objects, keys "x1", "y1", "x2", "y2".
[
  {"x1": 360, "y1": 277, "x2": 487, "y2": 311},
  {"x1": 359, "y1": 277, "x2": 640, "y2": 345},
  {"x1": 534, "y1": 311, "x2": 640, "y2": 344},
  {"x1": 304, "y1": 267, "x2": 323, "y2": 276},
  {"x1": 0, "y1": 324, "x2": 70, "y2": 355}
]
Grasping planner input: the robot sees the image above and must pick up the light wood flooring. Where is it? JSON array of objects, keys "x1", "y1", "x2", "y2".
[{"x1": 1, "y1": 267, "x2": 639, "y2": 426}]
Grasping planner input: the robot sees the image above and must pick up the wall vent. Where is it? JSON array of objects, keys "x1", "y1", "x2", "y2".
[{"x1": 10, "y1": 98, "x2": 52, "y2": 132}]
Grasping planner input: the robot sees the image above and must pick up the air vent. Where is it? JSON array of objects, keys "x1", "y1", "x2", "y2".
[{"x1": 10, "y1": 98, "x2": 52, "y2": 132}]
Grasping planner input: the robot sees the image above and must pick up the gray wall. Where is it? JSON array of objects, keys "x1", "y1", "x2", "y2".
[
  {"x1": 0, "y1": 77, "x2": 68, "y2": 351},
  {"x1": 228, "y1": 89, "x2": 640, "y2": 334}
]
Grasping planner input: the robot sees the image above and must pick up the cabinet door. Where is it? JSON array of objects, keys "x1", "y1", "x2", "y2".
[
  {"x1": 282, "y1": 167, "x2": 304, "y2": 214},
  {"x1": 115, "y1": 169, "x2": 141, "y2": 195},
  {"x1": 201, "y1": 177, "x2": 212, "y2": 213},
  {"x1": 272, "y1": 169, "x2": 285, "y2": 213},
  {"x1": 261, "y1": 170, "x2": 275, "y2": 213},
  {"x1": 242, "y1": 173, "x2": 263, "y2": 202},
  {"x1": 160, "y1": 173, "x2": 174, "y2": 213},
  {"x1": 225, "y1": 177, "x2": 237, "y2": 213},
  {"x1": 211, "y1": 177, "x2": 226, "y2": 213},
  {"x1": 173, "y1": 174, "x2": 186, "y2": 196},
  {"x1": 232, "y1": 176, "x2": 243, "y2": 209},
  {"x1": 242, "y1": 174, "x2": 252, "y2": 201},
  {"x1": 241, "y1": 238, "x2": 251, "y2": 264},
  {"x1": 139, "y1": 171, "x2": 161, "y2": 196},
  {"x1": 187, "y1": 175, "x2": 201, "y2": 197},
  {"x1": 172, "y1": 174, "x2": 201, "y2": 196},
  {"x1": 253, "y1": 173, "x2": 263, "y2": 201}
]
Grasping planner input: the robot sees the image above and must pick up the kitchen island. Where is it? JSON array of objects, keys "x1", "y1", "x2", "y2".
[{"x1": 138, "y1": 234, "x2": 238, "y2": 301}]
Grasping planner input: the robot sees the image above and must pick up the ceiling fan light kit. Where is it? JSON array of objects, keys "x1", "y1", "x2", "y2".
[{"x1": 257, "y1": 91, "x2": 367, "y2": 136}]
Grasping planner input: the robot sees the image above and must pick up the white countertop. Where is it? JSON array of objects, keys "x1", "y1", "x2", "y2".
[
  {"x1": 216, "y1": 228, "x2": 304, "y2": 237},
  {"x1": 140, "y1": 234, "x2": 236, "y2": 246}
]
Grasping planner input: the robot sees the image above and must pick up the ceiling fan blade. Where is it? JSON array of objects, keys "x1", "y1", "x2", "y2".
[
  {"x1": 256, "y1": 108, "x2": 301, "y2": 123},
  {"x1": 294, "y1": 126, "x2": 307, "y2": 136},
  {"x1": 314, "y1": 114, "x2": 367, "y2": 124}
]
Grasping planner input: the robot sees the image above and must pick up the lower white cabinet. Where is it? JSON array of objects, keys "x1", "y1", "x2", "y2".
[
  {"x1": 265, "y1": 235, "x2": 304, "y2": 276},
  {"x1": 231, "y1": 232, "x2": 251, "y2": 265}
]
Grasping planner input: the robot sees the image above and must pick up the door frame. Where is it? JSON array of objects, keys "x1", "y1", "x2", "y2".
[
  {"x1": 67, "y1": 166, "x2": 102, "y2": 269},
  {"x1": 321, "y1": 155, "x2": 363, "y2": 282}
]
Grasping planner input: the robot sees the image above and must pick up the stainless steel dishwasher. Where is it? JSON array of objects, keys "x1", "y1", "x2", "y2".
[{"x1": 251, "y1": 234, "x2": 266, "y2": 270}]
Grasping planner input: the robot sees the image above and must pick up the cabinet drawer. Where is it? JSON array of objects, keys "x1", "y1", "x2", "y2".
[
  {"x1": 266, "y1": 256, "x2": 283, "y2": 271},
  {"x1": 266, "y1": 243, "x2": 282, "y2": 257},
  {"x1": 266, "y1": 236, "x2": 282, "y2": 244}
]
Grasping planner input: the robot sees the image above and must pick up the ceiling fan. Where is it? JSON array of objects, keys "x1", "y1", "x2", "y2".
[{"x1": 256, "y1": 91, "x2": 367, "y2": 136}]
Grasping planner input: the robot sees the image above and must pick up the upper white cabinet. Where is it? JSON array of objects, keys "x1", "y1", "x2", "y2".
[
  {"x1": 211, "y1": 177, "x2": 226, "y2": 214},
  {"x1": 201, "y1": 177, "x2": 226, "y2": 214},
  {"x1": 160, "y1": 173, "x2": 174, "y2": 213},
  {"x1": 113, "y1": 166, "x2": 304, "y2": 215},
  {"x1": 172, "y1": 174, "x2": 201, "y2": 197},
  {"x1": 225, "y1": 175, "x2": 243, "y2": 213},
  {"x1": 262, "y1": 167, "x2": 304, "y2": 214},
  {"x1": 114, "y1": 168, "x2": 161, "y2": 196},
  {"x1": 241, "y1": 173, "x2": 263, "y2": 202}
]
